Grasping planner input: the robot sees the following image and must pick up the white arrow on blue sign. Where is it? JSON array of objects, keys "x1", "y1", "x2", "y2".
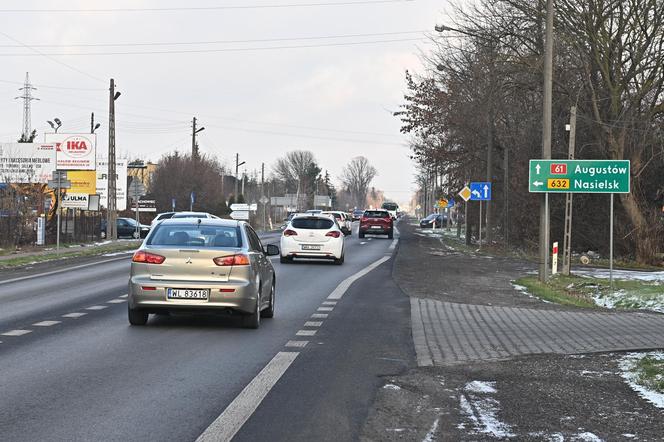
[{"x1": 469, "y1": 182, "x2": 491, "y2": 201}]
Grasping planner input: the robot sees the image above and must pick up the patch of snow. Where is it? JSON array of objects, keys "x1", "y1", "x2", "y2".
[
  {"x1": 464, "y1": 381, "x2": 497, "y2": 394},
  {"x1": 622, "y1": 434, "x2": 636, "y2": 439},
  {"x1": 422, "y1": 417, "x2": 439, "y2": 442},
  {"x1": 573, "y1": 432, "x2": 603, "y2": 441},
  {"x1": 383, "y1": 383, "x2": 401, "y2": 390},
  {"x1": 573, "y1": 268, "x2": 664, "y2": 282},
  {"x1": 459, "y1": 382, "x2": 515, "y2": 438},
  {"x1": 103, "y1": 250, "x2": 137, "y2": 257},
  {"x1": 386, "y1": 428, "x2": 406, "y2": 433},
  {"x1": 618, "y1": 352, "x2": 664, "y2": 409},
  {"x1": 528, "y1": 432, "x2": 564, "y2": 442},
  {"x1": 511, "y1": 283, "x2": 528, "y2": 293},
  {"x1": 592, "y1": 290, "x2": 664, "y2": 314}
]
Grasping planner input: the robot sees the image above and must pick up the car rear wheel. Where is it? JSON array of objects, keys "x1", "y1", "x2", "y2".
[
  {"x1": 358, "y1": 232, "x2": 365, "y2": 238},
  {"x1": 334, "y1": 254, "x2": 345, "y2": 265},
  {"x1": 243, "y1": 297, "x2": 261, "y2": 329},
  {"x1": 388, "y1": 230, "x2": 394, "y2": 239},
  {"x1": 128, "y1": 306, "x2": 148, "y2": 326},
  {"x1": 280, "y1": 255, "x2": 291, "y2": 264},
  {"x1": 261, "y1": 283, "x2": 275, "y2": 318}
]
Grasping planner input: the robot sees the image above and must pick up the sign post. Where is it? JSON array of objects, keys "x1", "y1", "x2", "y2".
[
  {"x1": 49, "y1": 171, "x2": 70, "y2": 253},
  {"x1": 458, "y1": 185, "x2": 471, "y2": 243},
  {"x1": 552, "y1": 241, "x2": 559, "y2": 275},
  {"x1": 469, "y1": 182, "x2": 492, "y2": 248},
  {"x1": 529, "y1": 159, "x2": 630, "y2": 284},
  {"x1": 128, "y1": 180, "x2": 146, "y2": 238}
]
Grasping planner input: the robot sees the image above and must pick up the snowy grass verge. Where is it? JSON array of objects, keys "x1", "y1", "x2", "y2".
[{"x1": 619, "y1": 352, "x2": 664, "y2": 408}]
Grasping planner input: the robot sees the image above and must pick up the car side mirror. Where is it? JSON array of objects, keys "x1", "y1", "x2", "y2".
[{"x1": 264, "y1": 244, "x2": 280, "y2": 256}]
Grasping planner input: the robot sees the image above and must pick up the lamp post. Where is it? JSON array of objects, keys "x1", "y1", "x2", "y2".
[
  {"x1": 235, "y1": 153, "x2": 246, "y2": 198},
  {"x1": 47, "y1": 118, "x2": 62, "y2": 133},
  {"x1": 192, "y1": 117, "x2": 205, "y2": 159}
]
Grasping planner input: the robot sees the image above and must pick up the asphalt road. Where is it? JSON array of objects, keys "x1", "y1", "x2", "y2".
[{"x1": 0, "y1": 224, "x2": 410, "y2": 441}]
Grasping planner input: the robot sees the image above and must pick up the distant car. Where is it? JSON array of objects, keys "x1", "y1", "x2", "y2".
[
  {"x1": 150, "y1": 212, "x2": 176, "y2": 227},
  {"x1": 128, "y1": 218, "x2": 280, "y2": 328},
  {"x1": 419, "y1": 213, "x2": 447, "y2": 228},
  {"x1": 305, "y1": 209, "x2": 323, "y2": 215},
  {"x1": 352, "y1": 209, "x2": 365, "y2": 221},
  {"x1": 321, "y1": 211, "x2": 352, "y2": 236},
  {"x1": 171, "y1": 211, "x2": 220, "y2": 220},
  {"x1": 359, "y1": 209, "x2": 393, "y2": 239},
  {"x1": 101, "y1": 217, "x2": 150, "y2": 239},
  {"x1": 280, "y1": 214, "x2": 345, "y2": 264},
  {"x1": 381, "y1": 202, "x2": 399, "y2": 219}
]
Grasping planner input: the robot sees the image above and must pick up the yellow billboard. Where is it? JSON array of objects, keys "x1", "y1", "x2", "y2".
[{"x1": 67, "y1": 170, "x2": 97, "y2": 194}]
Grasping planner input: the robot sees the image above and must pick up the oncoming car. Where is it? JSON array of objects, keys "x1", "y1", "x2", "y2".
[
  {"x1": 280, "y1": 214, "x2": 345, "y2": 264},
  {"x1": 128, "y1": 218, "x2": 279, "y2": 329}
]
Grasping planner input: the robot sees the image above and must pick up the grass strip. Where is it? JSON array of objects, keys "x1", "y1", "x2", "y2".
[
  {"x1": 0, "y1": 241, "x2": 139, "y2": 269},
  {"x1": 634, "y1": 355, "x2": 664, "y2": 394},
  {"x1": 515, "y1": 276, "x2": 598, "y2": 308}
]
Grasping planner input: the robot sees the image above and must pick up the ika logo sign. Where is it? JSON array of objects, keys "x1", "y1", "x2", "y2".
[{"x1": 48, "y1": 134, "x2": 97, "y2": 171}]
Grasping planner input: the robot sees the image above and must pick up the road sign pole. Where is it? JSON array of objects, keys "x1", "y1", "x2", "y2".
[
  {"x1": 135, "y1": 192, "x2": 140, "y2": 238},
  {"x1": 610, "y1": 193, "x2": 614, "y2": 292},
  {"x1": 479, "y1": 201, "x2": 483, "y2": 249},
  {"x1": 544, "y1": 193, "x2": 550, "y2": 281},
  {"x1": 464, "y1": 198, "x2": 468, "y2": 243}
]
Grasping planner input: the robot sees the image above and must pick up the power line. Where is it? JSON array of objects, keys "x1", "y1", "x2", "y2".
[
  {"x1": 0, "y1": 79, "x2": 103, "y2": 91},
  {"x1": 0, "y1": 37, "x2": 425, "y2": 56},
  {"x1": 0, "y1": 30, "x2": 427, "y2": 48},
  {"x1": 0, "y1": 1, "x2": 416, "y2": 13}
]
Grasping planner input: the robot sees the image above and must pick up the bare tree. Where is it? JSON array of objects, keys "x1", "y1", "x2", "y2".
[
  {"x1": 272, "y1": 150, "x2": 321, "y2": 208},
  {"x1": 340, "y1": 156, "x2": 377, "y2": 208}
]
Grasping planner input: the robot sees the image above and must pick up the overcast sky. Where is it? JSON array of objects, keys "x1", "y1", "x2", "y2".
[{"x1": 0, "y1": 0, "x2": 458, "y2": 206}]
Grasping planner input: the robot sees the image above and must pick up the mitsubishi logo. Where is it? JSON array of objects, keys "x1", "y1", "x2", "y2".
[{"x1": 185, "y1": 257, "x2": 193, "y2": 264}]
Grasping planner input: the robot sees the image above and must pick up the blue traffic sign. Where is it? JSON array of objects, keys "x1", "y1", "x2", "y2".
[
  {"x1": 470, "y1": 182, "x2": 491, "y2": 201},
  {"x1": 447, "y1": 198, "x2": 455, "y2": 208}
]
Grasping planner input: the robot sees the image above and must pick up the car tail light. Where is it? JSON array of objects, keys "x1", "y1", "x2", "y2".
[
  {"x1": 132, "y1": 251, "x2": 165, "y2": 264},
  {"x1": 360, "y1": 217, "x2": 368, "y2": 223},
  {"x1": 141, "y1": 286, "x2": 157, "y2": 291},
  {"x1": 283, "y1": 229, "x2": 298, "y2": 237},
  {"x1": 213, "y1": 254, "x2": 250, "y2": 266},
  {"x1": 326, "y1": 231, "x2": 341, "y2": 238}
]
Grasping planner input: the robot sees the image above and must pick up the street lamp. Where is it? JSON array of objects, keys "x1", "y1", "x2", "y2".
[{"x1": 47, "y1": 118, "x2": 62, "y2": 133}]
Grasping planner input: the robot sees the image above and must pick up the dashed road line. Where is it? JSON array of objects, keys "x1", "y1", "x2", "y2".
[
  {"x1": 317, "y1": 307, "x2": 334, "y2": 312},
  {"x1": 311, "y1": 313, "x2": 328, "y2": 319},
  {"x1": 285, "y1": 340, "x2": 308, "y2": 348},
  {"x1": 86, "y1": 305, "x2": 108, "y2": 311},
  {"x1": 32, "y1": 320, "x2": 61, "y2": 327},
  {"x1": 120, "y1": 294, "x2": 128, "y2": 298},
  {"x1": 2, "y1": 329, "x2": 32, "y2": 337},
  {"x1": 62, "y1": 312, "x2": 87, "y2": 318},
  {"x1": 196, "y1": 352, "x2": 299, "y2": 442},
  {"x1": 322, "y1": 301, "x2": 337, "y2": 306},
  {"x1": 296, "y1": 330, "x2": 317, "y2": 336},
  {"x1": 304, "y1": 321, "x2": 323, "y2": 327},
  {"x1": 107, "y1": 299, "x2": 126, "y2": 304}
]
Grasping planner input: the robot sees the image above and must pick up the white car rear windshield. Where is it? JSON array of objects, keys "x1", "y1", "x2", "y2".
[
  {"x1": 292, "y1": 218, "x2": 334, "y2": 229},
  {"x1": 147, "y1": 224, "x2": 242, "y2": 247},
  {"x1": 364, "y1": 211, "x2": 389, "y2": 218}
]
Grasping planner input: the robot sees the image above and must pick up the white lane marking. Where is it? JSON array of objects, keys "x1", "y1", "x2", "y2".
[
  {"x1": 2, "y1": 329, "x2": 32, "y2": 337},
  {"x1": 62, "y1": 312, "x2": 87, "y2": 318},
  {"x1": 304, "y1": 321, "x2": 323, "y2": 327},
  {"x1": 322, "y1": 301, "x2": 337, "y2": 306},
  {"x1": 0, "y1": 255, "x2": 131, "y2": 286},
  {"x1": 327, "y1": 255, "x2": 391, "y2": 300},
  {"x1": 360, "y1": 242, "x2": 368, "y2": 245},
  {"x1": 85, "y1": 305, "x2": 108, "y2": 311},
  {"x1": 389, "y1": 239, "x2": 398, "y2": 250},
  {"x1": 107, "y1": 299, "x2": 126, "y2": 304},
  {"x1": 196, "y1": 351, "x2": 299, "y2": 442},
  {"x1": 285, "y1": 340, "x2": 308, "y2": 348},
  {"x1": 296, "y1": 330, "x2": 317, "y2": 336},
  {"x1": 120, "y1": 294, "x2": 128, "y2": 298},
  {"x1": 311, "y1": 313, "x2": 328, "y2": 319},
  {"x1": 32, "y1": 320, "x2": 61, "y2": 327},
  {"x1": 317, "y1": 307, "x2": 334, "y2": 312}
]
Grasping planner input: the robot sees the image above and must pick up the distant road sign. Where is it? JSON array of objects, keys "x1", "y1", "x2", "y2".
[
  {"x1": 230, "y1": 210, "x2": 250, "y2": 220},
  {"x1": 47, "y1": 179, "x2": 71, "y2": 189},
  {"x1": 458, "y1": 186, "x2": 471, "y2": 202},
  {"x1": 447, "y1": 198, "x2": 455, "y2": 208},
  {"x1": 529, "y1": 160, "x2": 630, "y2": 193},
  {"x1": 259, "y1": 196, "x2": 269, "y2": 205},
  {"x1": 437, "y1": 198, "x2": 448, "y2": 209},
  {"x1": 230, "y1": 203, "x2": 250, "y2": 211},
  {"x1": 470, "y1": 182, "x2": 491, "y2": 201},
  {"x1": 128, "y1": 180, "x2": 146, "y2": 197}
]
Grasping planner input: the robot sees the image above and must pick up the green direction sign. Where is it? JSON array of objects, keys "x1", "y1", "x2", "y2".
[{"x1": 529, "y1": 160, "x2": 630, "y2": 193}]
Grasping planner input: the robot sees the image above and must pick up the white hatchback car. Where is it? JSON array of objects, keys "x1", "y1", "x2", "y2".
[
  {"x1": 280, "y1": 214, "x2": 345, "y2": 264},
  {"x1": 321, "y1": 211, "x2": 352, "y2": 236}
]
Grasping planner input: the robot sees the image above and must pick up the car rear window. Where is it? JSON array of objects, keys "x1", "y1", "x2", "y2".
[
  {"x1": 323, "y1": 212, "x2": 342, "y2": 220},
  {"x1": 292, "y1": 217, "x2": 334, "y2": 229},
  {"x1": 364, "y1": 211, "x2": 389, "y2": 218},
  {"x1": 172, "y1": 213, "x2": 207, "y2": 219},
  {"x1": 147, "y1": 224, "x2": 242, "y2": 248}
]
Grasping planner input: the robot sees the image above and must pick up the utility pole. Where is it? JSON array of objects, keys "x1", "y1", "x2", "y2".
[
  {"x1": 234, "y1": 153, "x2": 245, "y2": 197},
  {"x1": 191, "y1": 117, "x2": 204, "y2": 159},
  {"x1": 539, "y1": 0, "x2": 554, "y2": 282},
  {"x1": 261, "y1": 162, "x2": 266, "y2": 230},
  {"x1": 91, "y1": 112, "x2": 94, "y2": 133},
  {"x1": 15, "y1": 72, "x2": 38, "y2": 140},
  {"x1": 107, "y1": 78, "x2": 120, "y2": 241},
  {"x1": 562, "y1": 106, "x2": 576, "y2": 275}
]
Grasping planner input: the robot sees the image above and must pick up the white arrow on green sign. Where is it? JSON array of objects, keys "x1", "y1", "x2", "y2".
[{"x1": 528, "y1": 159, "x2": 630, "y2": 193}]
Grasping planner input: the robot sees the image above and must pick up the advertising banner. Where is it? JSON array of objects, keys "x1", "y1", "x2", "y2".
[
  {"x1": 0, "y1": 143, "x2": 56, "y2": 183},
  {"x1": 45, "y1": 133, "x2": 97, "y2": 171},
  {"x1": 67, "y1": 170, "x2": 97, "y2": 194},
  {"x1": 96, "y1": 159, "x2": 127, "y2": 211},
  {"x1": 62, "y1": 193, "x2": 89, "y2": 209}
]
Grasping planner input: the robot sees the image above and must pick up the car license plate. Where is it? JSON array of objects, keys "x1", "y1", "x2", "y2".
[
  {"x1": 167, "y1": 288, "x2": 209, "y2": 300},
  {"x1": 370, "y1": 225, "x2": 382, "y2": 229},
  {"x1": 302, "y1": 244, "x2": 322, "y2": 251}
]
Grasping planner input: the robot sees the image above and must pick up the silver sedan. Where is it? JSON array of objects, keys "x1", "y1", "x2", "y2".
[{"x1": 128, "y1": 218, "x2": 279, "y2": 328}]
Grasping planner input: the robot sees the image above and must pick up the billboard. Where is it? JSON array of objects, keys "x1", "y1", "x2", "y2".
[
  {"x1": 67, "y1": 170, "x2": 97, "y2": 194},
  {"x1": 45, "y1": 133, "x2": 97, "y2": 171},
  {"x1": 96, "y1": 159, "x2": 127, "y2": 211},
  {"x1": 0, "y1": 143, "x2": 56, "y2": 183},
  {"x1": 62, "y1": 193, "x2": 89, "y2": 209}
]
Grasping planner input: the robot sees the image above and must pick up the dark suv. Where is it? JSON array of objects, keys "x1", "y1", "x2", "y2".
[
  {"x1": 101, "y1": 217, "x2": 150, "y2": 239},
  {"x1": 359, "y1": 210, "x2": 393, "y2": 239}
]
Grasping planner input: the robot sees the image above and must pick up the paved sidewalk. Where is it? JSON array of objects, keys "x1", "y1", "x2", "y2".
[{"x1": 412, "y1": 298, "x2": 664, "y2": 365}]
